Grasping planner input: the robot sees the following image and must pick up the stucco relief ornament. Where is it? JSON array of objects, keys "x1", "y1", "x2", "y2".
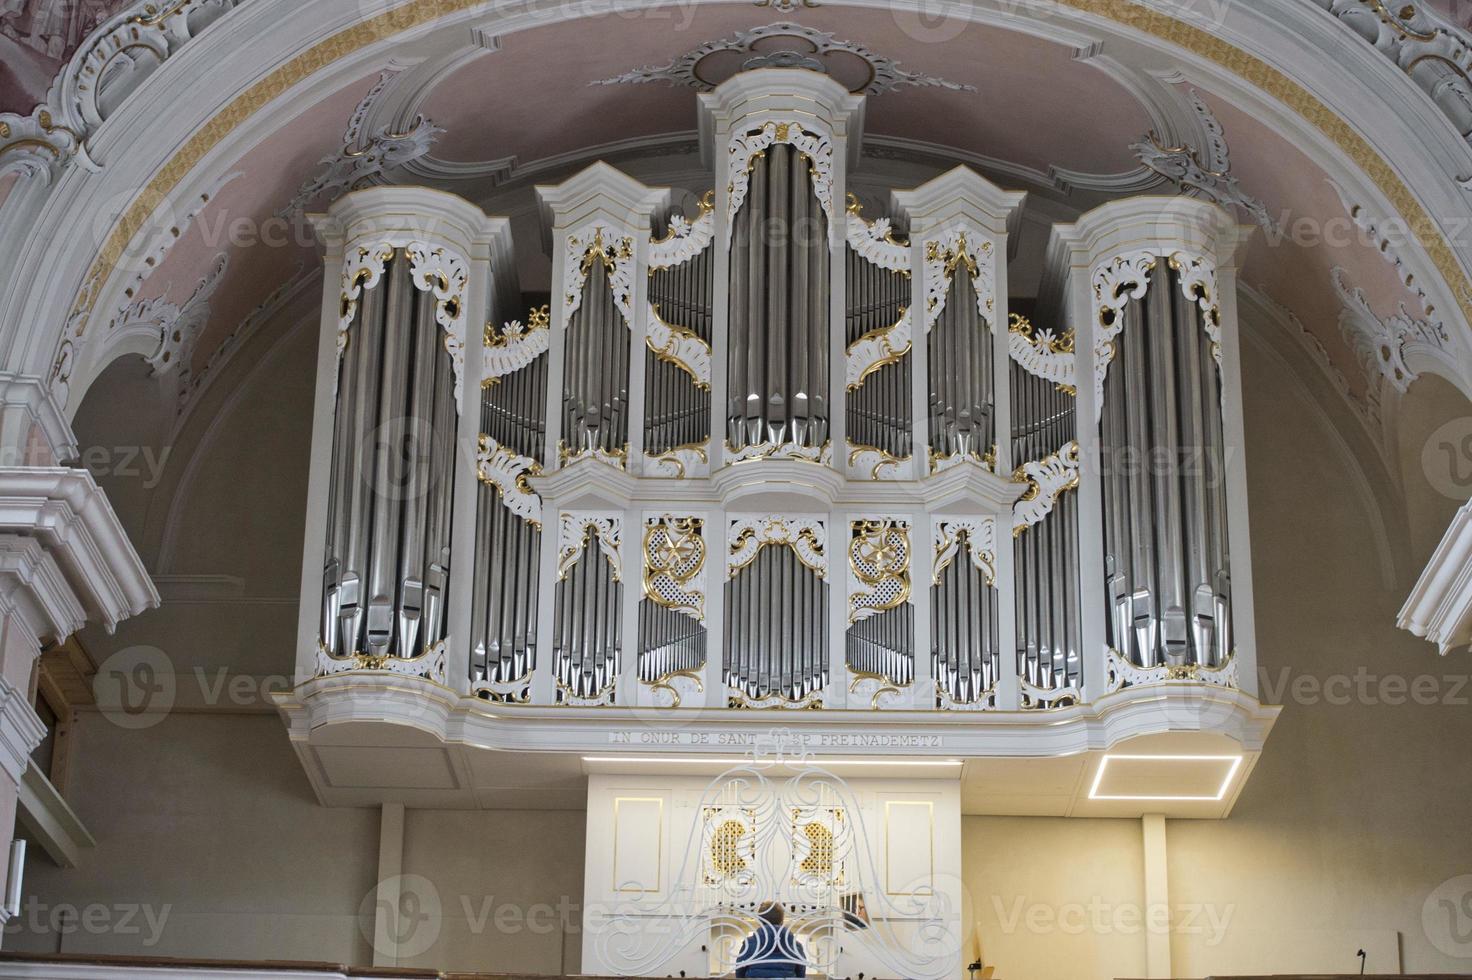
[
  {"x1": 643, "y1": 442, "x2": 710, "y2": 479},
  {"x1": 564, "y1": 225, "x2": 636, "y2": 326},
  {"x1": 847, "y1": 519, "x2": 911, "y2": 624},
  {"x1": 476, "y1": 435, "x2": 543, "y2": 528},
  {"x1": 314, "y1": 639, "x2": 449, "y2": 684},
  {"x1": 846, "y1": 308, "x2": 912, "y2": 390},
  {"x1": 1130, "y1": 90, "x2": 1277, "y2": 235},
  {"x1": 0, "y1": 0, "x2": 251, "y2": 180},
  {"x1": 277, "y1": 117, "x2": 443, "y2": 219},
  {"x1": 649, "y1": 192, "x2": 715, "y2": 270},
  {"x1": 932, "y1": 517, "x2": 996, "y2": 587},
  {"x1": 1106, "y1": 647, "x2": 1238, "y2": 691},
  {"x1": 846, "y1": 444, "x2": 909, "y2": 481},
  {"x1": 1092, "y1": 248, "x2": 1221, "y2": 422},
  {"x1": 484, "y1": 306, "x2": 551, "y2": 383},
  {"x1": 727, "y1": 120, "x2": 836, "y2": 226},
  {"x1": 558, "y1": 513, "x2": 623, "y2": 581},
  {"x1": 1331, "y1": 266, "x2": 1441, "y2": 394},
  {"x1": 1012, "y1": 441, "x2": 1081, "y2": 536},
  {"x1": 336, "y1": 238, "x2": 471, "y2": 404},
  {"x1": 107, "y1": 250, "x2": 228, "y2": 381},
  {"x1": 845, "y1": 194, "x2": 910, "y2": 272},
  {"x1": 592, "y1": 22, "x2": 973, "y2": 97},
  {"x1": 728, "y1": 517, "x2": 827, "y2": 580},
  {"x1": 923, "y1": 230, "x2": 995, "y2": 331},
  {"x1": 643, "y1": 516, "x2": 707, "y2": 624},
  {"x1": 1007, "y1": 314, "x2": 1075, "y2": 390},
  {"x1": 646, "y1": 306, "x2": 713, "y2": 389}
]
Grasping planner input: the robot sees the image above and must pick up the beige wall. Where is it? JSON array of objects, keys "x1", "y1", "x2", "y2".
[{"x1": 956, "y1": 327, "x2": 1472, "y2": 979}]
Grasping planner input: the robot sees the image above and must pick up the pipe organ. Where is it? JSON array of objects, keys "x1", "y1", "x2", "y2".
[{"x1": 299, "y1": 68, "x2": 1255, "y2": 716}]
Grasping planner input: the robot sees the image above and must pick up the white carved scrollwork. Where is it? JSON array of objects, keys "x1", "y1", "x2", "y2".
[
  {"x1": 649, "y1": 193, "x2": 715, "y2": 269},
  {"x1": 0, "y1": 0, "x2": 251, "y2": 180},
  {"x1": 728, "y1": 517, "x2": 827, "y2": 580},
  {"x1": 1106, "y1": 647, "x2": 1238, "y2": 692},
  {"x1": 846, "y1": 444, "x2": 909, "y2": 481},
  {"x1": 850, "y1": 672, "x2": 909, "y2": 710},
  {"x1": 1019, "y1": 679, "x2": 1082, "y2": 710},
  {"x1": 1012, "y1": 441, "x2": 1081, "y2": 536},
  {"x1": 932, "y1": 518, "x2": 996, "y2": 587},
  {"x1": 476, "y1": 435, "x2": 544, "y2": 528},
  {"x1": 848, "y1": 519, "x2": 911, "y2": 624},
  {"x1": 564, "y1": 224, "x2": 636, "y2": 326},
  {"x1": 1331, "y1": 266, "x2": 1441, "y2": 394},
  {"x1": 644, "y1": 516, "x2": 707, "y2": 624},
  {"x1": 315, "y1": 639, "x2": 448, "y2": 685},
  {"x1": 644, "y1": 669, "x2": 704, "y2": 709},
  {"x1": 646, "y1": 306, "x2": 712, "y2": 388},
  {"x1": 558, "y1": 680, "x2": 617, "y2": 707},
  {"x1": 845, "y1": 308, "x2": 912, "y2": 391},
  {"x1": 643, "y1": 442, "x2": 710, "y2": 479},
  {"x1": 557, "y1": 513, "x2": 622, "y2": 581},
  {"x1": 924, "y1": 229, "x2": 995, "y2": 330},
  {"x1": 1092, "y1": 248, "x2": 1220, "y2": 422},
  {"x1": 1007, "y1": 314, "x2": 1075, "y2": 391},
  {"x1": 727, "y1": 120, "x2": 836, "y2": 227},
  {"x1": 336, "y1": 237, "x2": 472, "y2": 403},
  {"x1": 725, "y1": 440, "x2": 833, "y2": 465},
  {"x1": 845, "y1": 195, "x2": 910, "y2": 272},
  {"x1": 484, "y1": 306, "x2": 550, "y2": 382},
  {"x1": 472, "y1": 677, "x2": 532, "y2": 704}
]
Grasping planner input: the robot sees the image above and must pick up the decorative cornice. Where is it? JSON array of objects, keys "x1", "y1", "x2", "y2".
[
  {"x1": 0, "y1": 676, "x2": 45, "y2": 787},
  {"x1": 0, "y1": 467, "x2": 160, "y2": 633},
  {"x1": 1399, "y1": 497, "x2": 1472, "y2": 655},
  {"x1": 0, "y1": 535, "x2": 88, "y2": 649}
]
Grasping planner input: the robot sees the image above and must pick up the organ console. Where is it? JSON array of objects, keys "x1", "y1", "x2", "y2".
[{"x1": 301, "y1": 65, "x2": 1254, "y2": 715}]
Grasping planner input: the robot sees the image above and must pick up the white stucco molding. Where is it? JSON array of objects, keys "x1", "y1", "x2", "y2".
[
  {"x1": 1399, "y1": 498, "x2": 1472, "y2": 655},
  {"x1": 0, "y1": 676, "x2": 45, "y2": 789},
  {"x1": 0, "y1": 536, "x2": 87, "y2": 651},
  {"x1": 0, "y1": 468, "x2": 159, "y2": 634},
  {"x1": 0, "y1": 375, "x2": 77, "y2": 465}
]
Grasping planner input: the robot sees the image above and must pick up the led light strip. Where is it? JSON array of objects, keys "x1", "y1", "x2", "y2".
[
  {"x1": 1088, "y1": 754, "x2": 1243, "y2": 802},
  {"x1": 583, "y1": 756, "x2": 963, "y2": 767}
]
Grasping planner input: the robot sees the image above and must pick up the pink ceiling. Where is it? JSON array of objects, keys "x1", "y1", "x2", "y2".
[
  {"x1": 138, "y1": 75, "x2": 383, "y2": 369},
  {"x1": 1197, "y1": 90, "x2": 1422, "y2": 397},
  {"x1": 421, "y1": 5, "x2": 1146, "y2": 177},
  {"x1": 100, "y1": 4, "x2": 1428, "y2": 421}
]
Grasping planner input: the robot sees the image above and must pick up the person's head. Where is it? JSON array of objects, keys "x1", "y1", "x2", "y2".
[{"x1": 757, "y1": 901, "x2": 785, "y2": 927}]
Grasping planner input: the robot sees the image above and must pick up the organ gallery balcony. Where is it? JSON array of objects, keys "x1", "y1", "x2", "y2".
[{"x1": 273, "y1": 67, "x2": 1278, "y2": 822}]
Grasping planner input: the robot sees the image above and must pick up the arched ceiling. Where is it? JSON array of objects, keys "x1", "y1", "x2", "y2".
[{"x1": 1, "y1": 0, "x2": 1467, "y2": 518}]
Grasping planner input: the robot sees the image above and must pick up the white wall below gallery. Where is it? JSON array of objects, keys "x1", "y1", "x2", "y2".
[{"x1": 582, "y1": 773, "x2": 964, "y2": 980}]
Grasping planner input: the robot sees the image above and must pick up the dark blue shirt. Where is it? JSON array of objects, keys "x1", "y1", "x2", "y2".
[{"x1": 735, "y1": 922, "x2": 807, "y2": 978}]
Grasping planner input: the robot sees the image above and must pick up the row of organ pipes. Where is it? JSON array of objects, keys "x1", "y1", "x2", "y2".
[{"x1": 302, "y1": 67, "x2": 1249, "y2": 712}]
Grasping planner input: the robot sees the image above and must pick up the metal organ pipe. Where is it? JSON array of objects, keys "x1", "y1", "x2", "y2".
[
  {"x1": 929, "y1": 269, "x2": 994, "y2": 462},
  {"x1": 320, "y1": 255, "x2": 457, "y2": 663},
  {"x1": 645, "y1": 226, "x2": 714, "y2": 454},
  {"x1": 845, "y1": 244, "x2": 912, "y2": 460},
  {"x1": 726, "y1": 144, "x2": 830, "y2": 452},
  {"x1": 1010, "y1": 346, "x2": 1082, "y2": 694},
  {"x1": 471, "y1": 332, "x2": 548, "y2": 695},
  {"x1": 563, "y1": 260, "x2": 631, "y2": 459},
  {"x1": 1100, "y1": 269, "x2": 1232, "y2": 670}
]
